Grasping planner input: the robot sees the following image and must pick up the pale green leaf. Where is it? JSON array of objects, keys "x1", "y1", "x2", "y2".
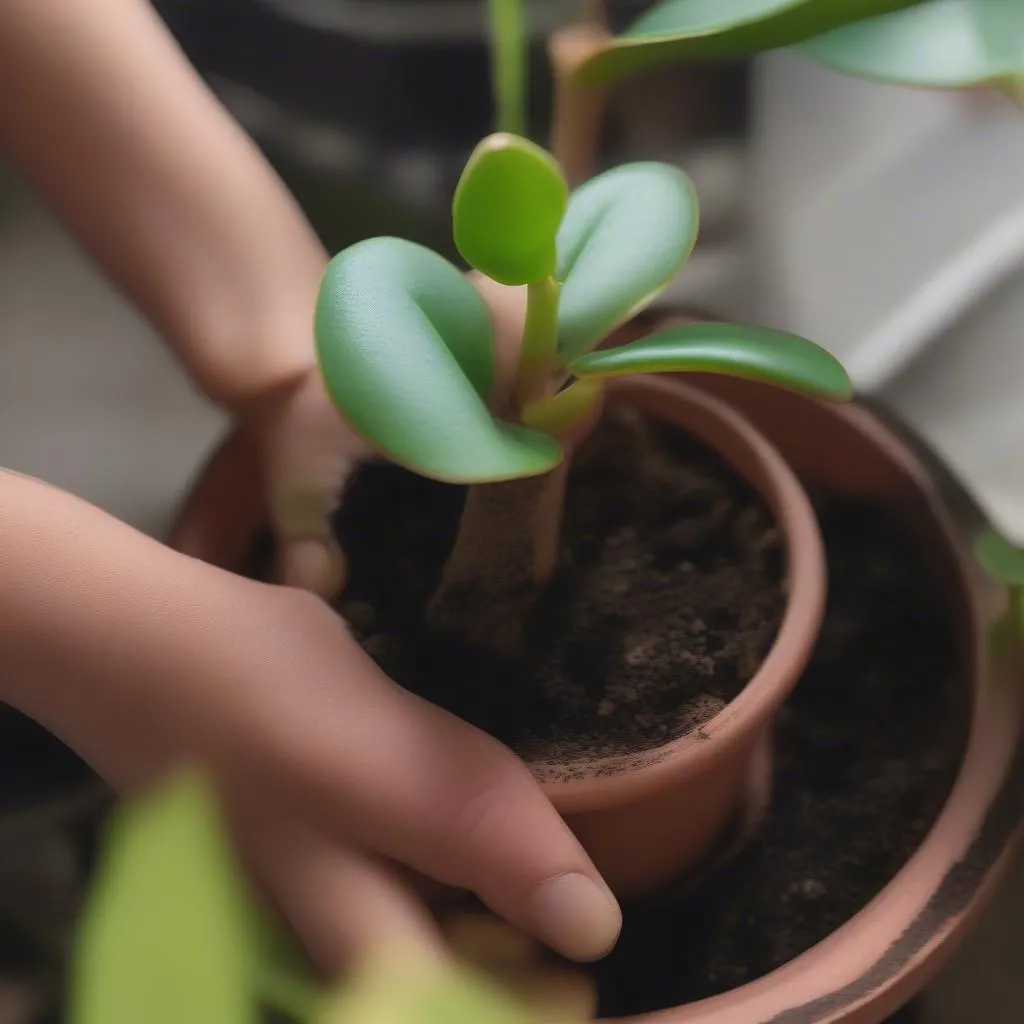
[
  {"x1": 69, "y1": 772, "x2": 257, "y2": 1024},
  {"x1": 316, "y1": 237, "x2": 561, "y2": 482},
  {"x1": 453, "y1": 134, "x2": 568, "y2": 286},
  {"x1": 798, "y1": 0, "x2": 1024, "y2": 89},
  {"x1": 555, "y1": 163, "x2": 699, "y2": 363},
  {"x1": 570, "y1": 321, "x2": 853, "y2": 400},
  {"x1": 574, "y1": 0, "x2": 921, "y2": 86}
]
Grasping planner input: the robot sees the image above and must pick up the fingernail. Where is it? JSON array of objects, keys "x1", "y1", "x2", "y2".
[
  {"x1": 527, "y1": 873, "x2": 621, "y2": 963},
  {"x1": 283, "y1": 539, "x2": 344, "y2": 596}
]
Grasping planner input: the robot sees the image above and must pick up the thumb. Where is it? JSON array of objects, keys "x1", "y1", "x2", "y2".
[
  {"x1": 261, "y1": 378, "x2": 368, "y2": 598},
  {"x1": 269, "y1": 620, "x2": 623, "y2": 963}
]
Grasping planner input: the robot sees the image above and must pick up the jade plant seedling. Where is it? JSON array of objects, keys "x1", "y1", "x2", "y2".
[
  {"x1": 69, "y1": 771, "x2": 569, "y2": 1024},
  {"x1": 314, "y1": 126, "x2": 851, "y2": 649}
]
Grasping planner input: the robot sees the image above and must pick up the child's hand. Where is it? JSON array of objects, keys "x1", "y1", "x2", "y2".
[
  {"x1": 175, "y1": 274, "x2": 529, "y2": 599},
  {"x1": 1, "y1": 471, "x2": 620, "y2": 973}
]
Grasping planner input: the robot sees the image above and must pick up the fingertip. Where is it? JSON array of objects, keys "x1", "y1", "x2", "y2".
[
  {"x1": 525, "y1": 872, "x2": 621, "y2": 963},
  {"x1": 281, "y1": 538, "x2": 346, "y2": 598}
]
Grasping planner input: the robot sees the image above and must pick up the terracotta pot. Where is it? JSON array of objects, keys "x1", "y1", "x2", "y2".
[
  {"x1": 169, "y1": 376, "x2": 827, "y2": 898},
  {"x1": 620, "y1": 373, "x2": 1022, "y2": 1024}
]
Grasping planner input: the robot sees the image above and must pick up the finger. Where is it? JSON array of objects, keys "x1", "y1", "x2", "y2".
[
  {"x1": 243, "y1": 815, "x2": 444, "y2": 976},
  {"x1": 262, "y1": 378, "x2": 368, "y2": 599},
  {"x1": 169, "y1": 428, "x2": 265, "y2": 572},
  {"x1": 250, "y1": 612, "x2": 622, "y2": 963}
]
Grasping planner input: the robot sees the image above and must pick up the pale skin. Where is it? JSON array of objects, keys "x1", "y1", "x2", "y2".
[{"x1": 0, "y1": 0, "x2": 621, "y2": 970}]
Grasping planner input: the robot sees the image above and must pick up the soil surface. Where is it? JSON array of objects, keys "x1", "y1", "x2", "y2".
[
  {"x1": 585, "y1": 496, "x2": 965, "y2": 1016},
  {"x1": 331, "y1": 406, "x2": 786, "y2": 772}
]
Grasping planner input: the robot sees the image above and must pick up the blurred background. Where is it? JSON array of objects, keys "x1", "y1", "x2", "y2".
[{"x1": 0, "y1": 1, "x2": 1022, "y2": 1021}]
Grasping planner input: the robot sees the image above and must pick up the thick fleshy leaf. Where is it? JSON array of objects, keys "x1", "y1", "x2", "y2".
[
  {"x1": 70, "y1": 773, "x2": 257, "y2": 1024},
  {"x1": 975, "y1": 527, "x2": 1024, "y2": 586},
  {"x1": 453, "y1": 134, "x2": 568, "y2": 286},
  {"x1": 798, "y1": 0, "x2": 1024, "y2": 88},
  {"x1": 555, "y1": 163, "x2": 698, "y2": 363},
  {"x1": 574, "y1": 0, "x2": 921, "y2": 86},
  {"x1": 569, "y1": 322, "x2": 853, "y2": 400},
  {"x1": 316, "y1": 237, "x2": 561, "y2": 482}
]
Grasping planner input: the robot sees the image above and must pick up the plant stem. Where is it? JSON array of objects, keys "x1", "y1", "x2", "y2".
[
  {"x1": 515, "y1": 276, "x2": 562, "y2": 409},
  {"x1": 427, "y1": 465, "x2": 569, "y2": 654},
  {"x1": 488, "y1": 0, "x2": 527, "y2": 136},
  {"x1": 548, "y1": 20, "x2": 612, "y2": 186}
]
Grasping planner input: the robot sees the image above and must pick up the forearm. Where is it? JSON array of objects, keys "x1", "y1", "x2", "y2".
[{"x1": 0, "y1": 0, "x2": 327, "y2": 409}]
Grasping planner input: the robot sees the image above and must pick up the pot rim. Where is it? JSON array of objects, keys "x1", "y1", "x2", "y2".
[{"x1": 538, "y1": 375, "x2": 828, "y2": 812}]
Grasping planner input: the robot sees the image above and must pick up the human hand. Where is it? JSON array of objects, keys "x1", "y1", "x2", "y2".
[
  {"x1": 180, "y1": 274, "x2": 530, "y2": 598},
  {"x1": 1, "y1": 471, "x2": 618, "y2": 972}
]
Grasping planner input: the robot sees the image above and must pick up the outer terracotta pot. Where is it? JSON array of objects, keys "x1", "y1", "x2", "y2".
[
  {"x1": 615, "y1": 373, "x2": 1022, "y2": 1024},
  {"x1": 169, "y1": 376, "x2": 827, "y2": 898}
]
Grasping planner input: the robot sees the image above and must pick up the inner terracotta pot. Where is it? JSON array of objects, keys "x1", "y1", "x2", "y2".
[
  {"x1": 531, "y1": 376, "x2": 826, "y2": 896},
  {"x1": 171, "y1": 375, "x2": 826, "y2": 897}
]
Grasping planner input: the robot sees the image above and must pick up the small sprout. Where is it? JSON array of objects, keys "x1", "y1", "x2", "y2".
[
  {"x1": 570, "y1": 0, "x2": 921, "y2": 87},
  {"x1": 316, "y1": 130, "x2": 850, "y2": 647},
  {"x1": 554, "y1": 162, "x2": 699, "y2": 363},
  {"x1": 521, "y1": 378, "x2": 605, "y2": 437},
  {"x1": 454, "y1": 133, "x2": 568, "y2": 287}
]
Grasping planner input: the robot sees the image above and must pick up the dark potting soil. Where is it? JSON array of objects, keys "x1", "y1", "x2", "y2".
[
  {"x1": 585, "y1": 496, "x2": 965, "y2": 1017},
  {"x1": 332, "y1": 406, "x2": 786, "y2": 772}
]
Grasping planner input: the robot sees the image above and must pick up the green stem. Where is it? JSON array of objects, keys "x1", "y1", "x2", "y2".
[
  {"x1": 257, "y1": 964, "x2": 323, "y2": 1022},
  {"x1": 515, "y1": 276, "x2": 562, "y2": 409},
  {"x1": 488, "y1": 0, "x2": 527, "y2": 136}
]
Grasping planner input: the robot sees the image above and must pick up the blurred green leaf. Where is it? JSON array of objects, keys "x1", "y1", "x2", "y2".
[
  {"x1": 555, "y1": 163, "x2": 698, "y2": 363},
  {"x1": 316, "y1": 237, "x2": 561, "y2": 482},
  {"x1": 570, "y1": 321, "x2": 853, "y2": 400},
  {"x1": 70, "y1": 772, "x2": 257, "y2": 1024},
  {"x1": 798, "y1": 0, "x2": 1024, "y2": 88},
  {"x1": 574, "y1": 0, "x2": 922, "y2": 86},
  {"x1": 453, "y1": 134, "x2": 568, "y2": 286},
  {"x1": 487, "y1": 0, "x2": 527, "y2": 135},
  {"x1": 975, "y1": 527, "x2": 1024, "y2": 586}
]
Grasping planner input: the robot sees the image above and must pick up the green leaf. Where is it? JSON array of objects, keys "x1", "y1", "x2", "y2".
[
  {"x1": 798, "y1": 0, "x2": 1024, "y2": 89},
  {"x1": 975, "y1": 527, "x2": 1024, "y2": 586},
  {"x1": 453, "y1": 133, "x2": 568, "y2": 287},
  {"x1": 70, "y1": 772, "x2": 257, "y2": 1024},
  {"x1": 487, "y1": 0, "x2": 527, "y2": 135},
  {"x1": 569, "y1": 322, "x2": 854, "y2": 400},
  {"x1": 555, "y1": 163, "x2": 698, "y2": 363},
  {"x1": 316, "y1": 237, "x2": 562, "y2": 482},
  {"x1": 574, "y1": 0, "x2": 922, "y2": 86}
]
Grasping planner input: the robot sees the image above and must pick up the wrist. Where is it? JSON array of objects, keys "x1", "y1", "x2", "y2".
[{"x1": 173, "y1": 243, "x2": 329, "y2": 416}]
